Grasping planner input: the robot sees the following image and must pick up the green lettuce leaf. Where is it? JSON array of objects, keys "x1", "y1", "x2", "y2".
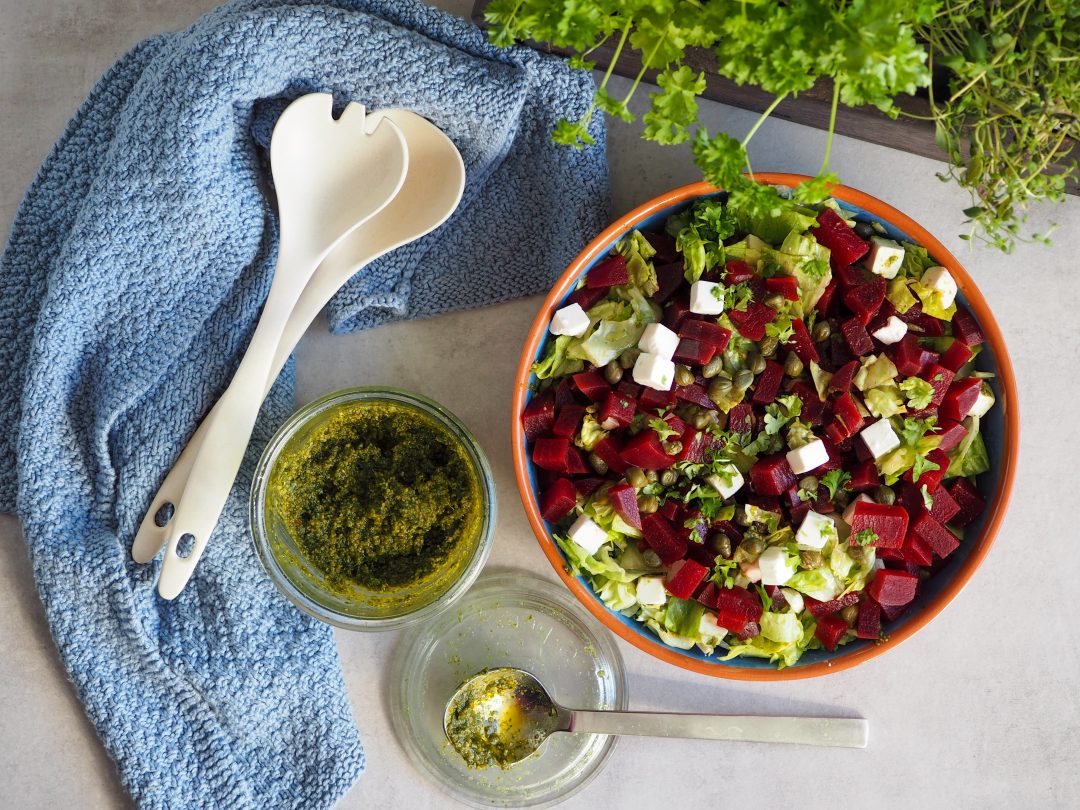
[
  {"x1": 865, "y1": 384, "x2": 907, "y2": 418},
  {"x1": 735, "y1": 204, "x2": 819, "y2": 247},
  {"x1": 810, "y1": 361, "x2": 832, "y2": 400},
  {"x1": 615, "y1": 230, "x2": 659, "y2": 297},
  {"x1": 721, "y1": 613, "x2": 818, "y2": 669},
  {"x1": 887, "y1": 277, "x2": 919, "y2": 314},
  {"x1": 532, "y1": 335, "x2": 584, "y2": 380},
  {"x1": 946, "y1": 416, "x2": 990, "y2": 479},
  {"x1": 854, "y1": 354, "x2": 899, "y2": 391},
  {"x1": 760, "y1": 611, "x2": 803, "y2": 644},
  {"x1": 787, "y1": 568, "x2": 841, "y2": 601},
  {"x1": 911, "y1": 278, "x2": 957, "y2": 321}
]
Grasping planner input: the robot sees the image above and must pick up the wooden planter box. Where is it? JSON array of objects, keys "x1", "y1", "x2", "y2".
[{"x1": 471, "y1": 1, "x2": 1077, "y2": 195}]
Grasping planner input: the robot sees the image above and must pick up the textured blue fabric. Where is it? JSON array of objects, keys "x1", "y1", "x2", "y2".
[{"x1": 0, "y1": 2, "x2": 609, "y2": 808}]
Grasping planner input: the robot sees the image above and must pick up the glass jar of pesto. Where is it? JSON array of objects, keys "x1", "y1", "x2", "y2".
[{"x1": 250, "y1": 387, "x2": 496, "y2": 630}]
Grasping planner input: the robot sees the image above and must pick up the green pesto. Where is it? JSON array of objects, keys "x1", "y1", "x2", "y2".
[
  {"x1": 445, "y1": 670, "x2": 551, "y2": 770},
  {"x1": 270, "y1": 401, "x2": 481, "y2": 593}
]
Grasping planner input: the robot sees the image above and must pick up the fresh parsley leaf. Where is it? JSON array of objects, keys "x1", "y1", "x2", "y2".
[
  {"x1": 765, "y1": 314, "x2": 795, "y2": 342},
  {"x1": 726, "y1": 282, "x2": 753, "y2": 312},
  {"x1": 911, "y1": 453, "x2": 941, "y2": 483},
  {"x1": 643, "y1": 66, "x2": 706, "y2": 146},
  {"x1": 853, "y1": 528, "x2": 879, "y2": 546},
  {"x1": 796, "y1": 485, "x2": 817, "y2": 503},
  {"x1": 821, "y1": 469, "x2": 852, "y2": 501},
  {"x1": 900, "y1": 416, "x2": 937, "y2": 447},
  {"x1": 899, "y1": 377, "x2": 934, "y2": 410},
  {"x1": 683, "y1": 517, "x2": 705, "y2": 544},
  {"x1": 649, "y1": 417, "x2": 679, "y2": 442}
]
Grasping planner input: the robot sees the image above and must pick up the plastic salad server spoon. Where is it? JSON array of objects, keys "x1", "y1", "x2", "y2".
[
  {"x1": 132, "y1": 111, "x2": 464, "y2": 572},
  {"x1": 444, "y1": 668, "x2": 869, "y2": 768},
  {"x1": 151, "y1": 94, "x2": 408, "y2": 599}
]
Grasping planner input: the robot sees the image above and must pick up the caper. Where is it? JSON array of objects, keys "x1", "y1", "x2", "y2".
[
  {"x1": 702, "y1": 356, "x2": 724, "y2": 378},
  {"x1": 626, "y1": 466, "x2": 648, "y2": 489},
  {"x1": 588, "y1": 452, "x2": 609, "y2": 475},
  {"x1": 840, "y1": 604, "x2": 860, "y2": 625},
  {"x1": 692, "y1": 410, "x2": 713, "y2": 429},
  {"x1": 638, "y1": 494, "x2": 660, "y2": 514},
  {"x1": 800, "y1": 475, "x2": 819, "y2": 494},
  {"x1": 874, "y1": 485, "x2": 896, "y2": 506},
  {"x1": 675, "y1": 365, "x2": 696, "y2": 387},
  {"x1": 664, "y1": 440, "x2": 683, "y2": 456},
  {"x1": 708, "y1": 377, "x2": 733, "y2": 404},
  {"x1": 765, "y1": 293, "x2": 786, "y2": 309},
  {"x1": 812, "y1": 320, "x2": 832, "y2": 343},
  {"x1": 743, "y1": 535, "x2": 766, "y2": 556},
  {"x1": 645, "y1": 469, "x2": 659, "y2": 484},
  {"x1": 834, "y1": 489, "x2": 852, "y2": 508},
  {"x1": 800, "y1": 550, "x2": 824, "y2": 569},
  {"x1": 854, "y1": 222, "x2": 875, "y2": 239},
  {"x1": 784, "y1": 352, "x2": 804, "y2": 377},
  {"x1": 618, "y1": 348, "x2": 641, "y2": 369},
  {"x1": 749, "y1": 353, "x2": 767, "y2": 375},
  {"x1": 759, "y1": 335, "x2": 779, "y2": 357},
  {"x1": 708, "y1": 530, "x2": 732, "y2": 558},
  {"x1": 734, "y1": 368, "x2": 754, "y2": 390},
  {"x1": 642, "y1": 549, "x2": 662, "y2": 567},
  {"x1": 734, "y1": 508, "x2": 752, "y2": 527},
  {"x1": 603, "y1": 360, "x2": 624, "y2": 385},
  {"x1": 660, "y1": 469, "x2": 678, "y2": 487}
]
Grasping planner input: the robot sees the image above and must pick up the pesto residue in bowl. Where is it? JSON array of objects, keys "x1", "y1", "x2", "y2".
[{"x1": 269, "y1": 400, "x2": 482, "y2": 594}]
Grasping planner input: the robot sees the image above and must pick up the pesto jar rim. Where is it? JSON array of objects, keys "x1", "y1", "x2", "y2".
[{"x1": 249, "y1": 386, "x2": 497, "y2": 631}]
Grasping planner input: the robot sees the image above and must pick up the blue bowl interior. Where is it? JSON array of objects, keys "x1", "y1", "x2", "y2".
[{"x1": 522, "y1": 193, "x2": 1005, "y2": 671}]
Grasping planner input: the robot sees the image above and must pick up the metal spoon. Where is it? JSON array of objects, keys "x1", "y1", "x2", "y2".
[{"x1": 443, "y1": 668, "x2": 868, "y2": 768}]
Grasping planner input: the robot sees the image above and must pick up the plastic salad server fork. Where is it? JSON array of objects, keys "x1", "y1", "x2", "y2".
[
  {"x1": 131, "y1": 110, "x2": 464, "y2": 569},
  {"x1": 151, "y1": 94, "x2": 408, "y2": 599}
]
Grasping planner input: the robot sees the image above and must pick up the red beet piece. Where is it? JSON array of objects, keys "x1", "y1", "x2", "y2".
[
  {"x1": 751, "y1": 360, "x2": 785, "y2": 405},
  {"x1": 816, "y1": 278, "x2": 841, "y2": 314},
  {"x1": 679, "y1": 320, "x2": 732, "y2": 354},
  {"x1": 620, "y1": 430, "x2": 675, "y2": 471},
  {"x1": 696, "y1": 582, "x2": 722, "y2": 609},
  {"x1": 566, "y1": 284, "x2": 607, "y2": 311},
  {"x1": 806, "y1": 591, "x2": 860, "y2": 618},
  {"x1": 552, "y1": 403, "x2": 586, "y2": 438},
  {"x1": 868, "y1": 569, "x2": 919, "y2": 607},
  {"x1": 539, "y1": 478, "x2": 577, "y2": 523},
  {"x1": 677, "y1": 427, "x2": 708, "y2": 464},
  {"x1": 572, "y1": 369, "x2": 610, "y2": 402},
  {"x1": 566, "y1": 445, "x2": 591, "y2": 475},
  {"x1": 764, "y1": 585, "x2": 789, "y2": 611},
  {"x1": 591, "y1": 436, "x2": 628, "y2": 476},
  {"x1": 902, "y1": 448, "x2": 949, "y2": 491},
  {"x1": 749, "y1": 454, "x2": 797, "y2": 496},
  {"x1": 785, "y1": 318, "x2": 820, "y2": 365},
  {"x1": 911, "y1": 511, "x2": 960, "y2": 558},
  {"x1": 640, "y1": 513, "x2": 688, "y2": 565},
  {"x1": 939, "y1": 377, "x2": 982, "y2": 422},
  {"x1": 659, "y1": 499, "x2": 682, "y2": 522},
  {"x1": 940, "y1": 340, "x2": 974, "y2": 373},
  {"x1": 599, "y1": 391, "x2": 636, "y2": 430},
  {"x1": 662, "y1": 411, "x2": 688, "y2": 435},
  {"x1": 607, "y1": 482, "x2": 642, "y2": 530},
  {"x1": 728, "y1": 302, "x2": 777, "y2": 341},
  {"x1": 833, "y1": 392, "x2": 865, "y2": 437},
  {"x1": 715, "y1": 585, "x2": 764, "y2": 634},
  {"x1": 927, "y1": 483, "x2": 961, "y2": 525},
  {"x1": 848, "y1": 459, "x2": 881, "y2": 492},
  {"x1": 856, "y1": 599, "x2": 882, "y2": 639},
  {"x1": 617, "y1": 379, "x2": 643, "y2": 399},
  {"x1": 533, "y1": 437, "x2": 571, "y2": 472},
  {"x1": 666, "y1": 559, "x2": 710, "y2": 600},
  {"x1": 728, "y1": 402, "x2": 756, "y2": 435},
  {"x1": 573, "y1": 477, "x2": 604, "y2": 497},
  {"x1": 522, "y1": 391, "x2": 555, "y2": 441},
  {"x1": 840, "y1": 317, "x2": 874, "y2": 357},
  {"x1": 835, "y1": 264, "x2": 870, "y2": 290},
  {"x1": 952, "y1": 306, "x2": 985, "y2": 346},
  {"x1": 724, "y1": 259, "x2": 756, "y2": 285},
  {"x1": 765, "y1": 275, "x2": 799, "y2": 301},
  {"x1": 554, "y1": 378, "x2": 579, "y2": 408},
  {"x1": 789, "y1": 380, "x2": 827, "y2": 425},
  {"x1": 675, "y1": 382, "x2": 717, "y2": 410},
  {"x1": 849, "y1": 502, "x2": 908, "y2": 549},
  {"x1": 901, "y1": 528, "x2": 934, "y2": 567},
  {"x1": 653, "y1": 261, "x2": 685, "y2": 304},
  {"x1": 948, "y1": 478, "x2": 986, "y2": 527},
  {"x1": 843, "y1": 276, "x2": 887, "y2": 325},
  {"x1": 673, "y1": 337, "x2": 716, "y2": 367},
  {"x1": 662, "y1": 295, "x2": 695, "y2": 331},
  {"x1": 586, "y1": 254, "x2": 629, "y2": 288},
  {"x1": 828, "y1": 360, "x2": 860, "y2": 397},
  {"x1": 643, "y1": 230, "x2": 678, "y2": 264},
  {"x1": 890, "y1": 334, "x2": 930, "y2": 377},
  {"x1": 934, "y1": 419, "x2": 968, "y2": 453},
  {"x1": 921, "y1": 364, "x2": 956, "y2": 408},
  {"x1": 824, "y1": 420, "x2": 850, "y2": 448},
  {"x1": 639, "y1": 386, "x2": 677, "y2": 411},
  {"x1": 815, "y1": 614, "x2": 849, "y2": 652},
  {"x1": 812, "y1": 208, "x2": 870, "y2": 270}
]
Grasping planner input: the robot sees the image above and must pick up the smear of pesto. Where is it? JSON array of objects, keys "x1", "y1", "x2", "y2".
[{"x1": 270, "y1": 401, "x2": 481, "y2": 593}]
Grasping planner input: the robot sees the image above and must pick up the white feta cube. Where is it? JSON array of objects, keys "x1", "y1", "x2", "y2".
[
  {"x1": 921, "y1": 266, "x2": 958, "y2": 309},
  {"x1": 636, "y1": 575, "x2": 668, "y2": 607},
  {"x1": 632, "y1": 351, "x2": 676, "y2": 391},
  {"x1": 781, "y1": 587, "x2": 805, "y2": 614},
  {"x1": 865, "y1": 236, "x2": 905, "y2": 279},
  {"x1": 796, "y1": 510, "x2": 838, "y2": 550},
  {"x1": 872, "y1": 315, "x2": 908, "y2": 346},
  {"x1": 549, "y1": 303, "x2": 590, "y2": 337},
  {"x1": 689, "y1": 280, "x2": 725, "y2": 315},
  {"x1": 860, "y1": 417, "x2": 901, "y2": 460},
  {"x1": 638, "y1": 322, "x2": 680, "y2": 360},
  {"x1": 842, "y1": 493, "x2": 874, "y2": 525},
  {"x1": 758, "y1": 546, "x2": 797, "y2": 586},
  {"x1": 969, "y1": 381, "x2": 996, "y2": 418},
  {"x1": 698, "y1": 611, "x2": 728, "y2": 640},
  {"x1": 567, "y1": 514, "x2": 607, "y2": 556},
  {"x1": 707, "y1": 464, "x2": 744, "y2": 500},
  {"x1": 785, "y1": 438, "x2": 829, "y2": 475}
]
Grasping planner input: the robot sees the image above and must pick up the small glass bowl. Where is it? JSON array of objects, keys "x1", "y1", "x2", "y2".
[{"x1": 249, "y1": 387, "x2": 496, "y2": 631}]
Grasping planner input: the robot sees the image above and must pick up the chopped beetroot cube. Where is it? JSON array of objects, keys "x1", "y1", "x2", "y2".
[
  {"x1": 620, "y1": 430, "x2": 674, "y2": 471},
  {"x1": 639, "y1": 386, "x2": 677, "y2": 411},
  {"x1": 678, "y1": 320, "x2": 732, "y2": 354},
  {"x1": 566, "y1": 284, "x2": 607, "y2": 311},
  {"x1": 819, "y1": 435, "x2": 845, "y2": 470},
  {"x1": 927, "y1": 483, "x2": 961, "y2": 525},
  {"x1": 675, "y1": 382, "x2": 716, "y2": 410},
  {"x1": 880, "y1": 600, "x2": 910, "y2": 621},
  {"x1": 827, "y1": 360, "x2": 860, "y2": 397},
  {"x1": 573, "y1": 477, "x2": 604, "y2": 497},
  {"x1": 764, "y1": 585, "x2": 789, "y2": 611},
  {"x1": 921, "y1": 364, "x2": 956, "y2": 408},
  {"x1": 554, "y1": 378, "x2": 579, "y2": 408},
  {"x1": 586, "y1": 254, "x2": 629, "y2": 288},
  {"x1": 729, "y1": 302, "x2": 777, "y2": 341},
  {"x1": 911, "y1": 511, "x2": 959, "y2": 558},
  {"x1": 765, "y1": 275, "x2": 799, "y2": 301},
  {"x1": 856, "y1": 599, "x2": 882, "y2": 639},
  {"x1": 816, "y1": 278, "x2": 841, "y2": 314},
  {"x1": 607, "y1": 482, "x2": 642, "y2": 530},
  {"x1": 673, "y1": 337, "x2": 716, "y2": 367},
  {"x1": 833, "y1": 392, "x2": 865, "y2": 436},
  {"x1": 824, "y1": 420, "x2": 849, "y2": 447},
  {"x1": 552, "y1": 403, "x2": 586, "y2": 438},
  {"x1": 599, "y1": 391, "x2": 636, "y2": 430},
  {"x1": 653, "y1": 261, "x2": 685, "y2": 304},
  {"x1": 539, "y1": 478, "x2": 577, "y2": 523},
  {"x1": 790, "y1": 380, "x2": 828, "y2": 425},
  {"x1": 715, "y1": 585, "x2": 764, "y2": 631},
  {"x1": 662, "y1": 294, "x2": 695, "y2": 331},
  {"x1": 711, "y1": 520, "x2": 744, "y2": 550},
  {"x1": 696, "y1": 581, "x2": 722, "y2": 609},
  {"x1": 572, "y1": 369, "x2": 610, "y2": 402},
  {"x1": 848, "y1": 459, "x2": 880, "y2": 492},
  {"x1": 902, "y1": 448, "x2": 949, "y2": 491},
  {"x1": 751, "y1": 359, "x2": 785, "y2": 404},
  {"x1": 806, "y1": 591, "x2": 860, "y2": 617},
  {"x1": 666, "y1": 559, "x2": 710, "y2": 600},
  {"x1": 592, "y1": 436, "x2": 628, "y2": 476},
  {"x1": 907, "y1": 309, "x2": 945, "y2": 337},
  {"x1": 840, "y1": 317, "x2": 874, "y2": 357},
  {"x1": 789, "y1": 500, "x2": 811, "y2": 523},
  {"x1": 828, "y1": 332, "x2": 855, "y2": 368},
  {"x1": 566, "y1": 445, "x2": 591, "y2": 475},
  {"x1": 728, "y1": 402, "x2": 756, "y2": 436},
  {"x1": 948, "y1": 478, "x2": 986, "y2": 527},
  {"x1": 940, "y1": 340, "x2": 974, "y2": 372},
  {"x1": 889, "y1": 333, "x2": 929, "y2": 377},
  {"x1": 834, "y1": 263, "x2": 870, "y2": 290},
  {"x1": 616, "y1": 379, "x2": 642, "y2": 399},
  {"x1": 662, "y1": 411, "x2": 688, "y2": 435},
  {"x1": 640, "y1": 513, "x2": 688, "y2": 565},
  {"x1": 849, "y1": 502, "x2": 908, "y2": 549},
  {"x1": 815, "y1": 614, "x2": 849, "y2": 651},
  {"x1": 533, "y1": 437, "x2": 572, "y2": 472},
  {"x1": 522, "y1": 391, "x2": 555, "y2": 441},
  {"x1": 686, "y1": 543, "x2": 715, "y2": 570},
  {"x1": 901, "y1": 529, "x2": 935, "y2": 567},
  {"x1": 785, "y1": 318, "x2": 820, "y2": 365},
  {"x1": 642, "y1": 230, "x2": 678, "y2": 264},
  {"x1": 843, "y1": 275, "x2": 886, "y2": 325},
  {"x1": 749, "y1": 454, "x2": 797, "y2": 496},
  {"x1": 812, "y1": 208, "x2": 870, "y2": 270},
  {"x1": 724, "y1": 259, "x2": 756, "y2": 285},
  {"x1": 659, "y1": 499, "x2": 682, "y2": 523},
  {"x1": 677, "y1": 427, "x2": 708, "y2": 464},
  {"x1": 934, "y1": 418, "x2": 968, "y2": 453},
  {"x1": 939, "y1": 377, "x2": 983, "y2": 422},
  {"x1": 868, "y1": 568, "x2": 919, "y2": 607},
  {"x1": 952, "y1": 305, "x2": 985, "y2": 346}
]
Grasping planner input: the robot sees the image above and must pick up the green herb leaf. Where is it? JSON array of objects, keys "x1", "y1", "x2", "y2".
[
  {"x1": 821, "y1": 469, "x2": 852, "y2": 501},
  {"x1": 649, "y1": 417, "x2": 679, "y2": 442},
  {"x1": 853, "y1": 528, "x2": 879, "y2": 546},
  {"x1": 899, "y1": 377, "x2": 935, "y2": 410}
]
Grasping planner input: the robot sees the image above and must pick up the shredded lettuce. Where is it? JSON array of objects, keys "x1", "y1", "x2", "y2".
[
  {"x1": 865, "y1": 384, "x2": 907, "y2": 418},
  {"x1": 669, "y1": 198, "x2": 738, "y2": 282},
  {"x1": 615, "y1": 230, "x2": 659, "y2": 296},
  {"x1": 531, "y1": 334, "x2": 584, "y2": 380},
  {"x1": 887, "y1": 277, "x2": 919, "y2": 314},
  {"x1": 899, "y1": 242, "x2": 935, "y2": 279},
  {"x1": 854, "y1": 354, "x2": 899, "y2": 391},
  {"x1": 946, "y1": 416, "x2": 990, "y2": 479},
  {"x1": 574, "y1": 410, "x2": 608, "y2": 452},
  {"x1": 911, "y1": 278, "x2": 958, "y2": 321},
  {"x1": 563, "y1": 286, "x2": 657, "y2": 367},
  {"x1": 760, "y1": 611, "x2": 803, "y2": 644},
  {"x1": 810, "y1": 361, "x2": 832, "y2": 400},
  {"x1": 787, "y1": 568, "x2": 841, "y2": 601},
  {"x1": 773, "y1": 230, "x2": 832, "y2": 312},
  {"x1": 721, "y1": 613, "x2": 818, "y2": 669},
  {"x1": 735, "y1": 204, "x2": 819, "y2": 247}
]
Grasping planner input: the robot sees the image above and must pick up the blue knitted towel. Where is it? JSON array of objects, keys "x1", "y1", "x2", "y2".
[{"x1": 0, "y1": 1, "x2": 609, "y2": 807}]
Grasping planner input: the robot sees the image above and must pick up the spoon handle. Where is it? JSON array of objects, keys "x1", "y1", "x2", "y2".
[{"x1": 567, "y1": 711, "x2": 868, "y2": 749}]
